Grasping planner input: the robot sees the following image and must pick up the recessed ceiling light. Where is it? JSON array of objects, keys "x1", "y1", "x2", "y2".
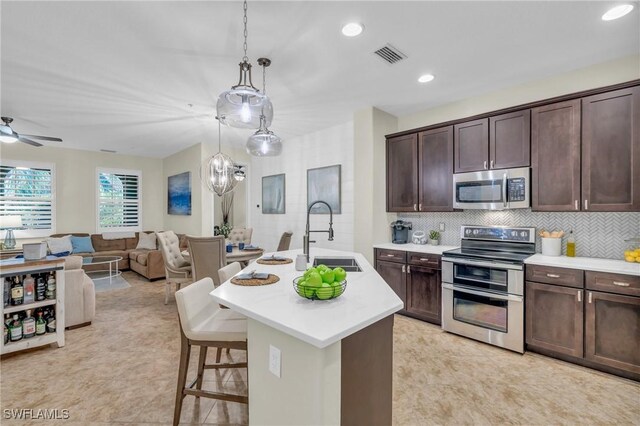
[
  {"x1": 342, "y1": 22, "x2": 364, "y2": 37},
  {"x1": 418, "y1": 74, "x2": 435, "y2": 83},
  {"x1": 602, "y1": 4, "x2": 634, "y2": 20}
]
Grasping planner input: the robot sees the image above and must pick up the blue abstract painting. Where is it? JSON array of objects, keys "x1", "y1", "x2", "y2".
[{"x1": 168, "y1": 172, "x2": 192, "y2": 215}]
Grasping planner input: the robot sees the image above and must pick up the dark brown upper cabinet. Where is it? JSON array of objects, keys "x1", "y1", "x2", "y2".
[
  {"x1": 454, "y1": 112, "x2": 531, "y2": 173},
  {"x1": 531, "y1": 100, "x2": 581, "y2": 211},
  {"x1": 490, "y1": 110, "x2": 531, "y2": 169},
  {"x1": 418, "y1": 126, "x2": 454, "y2": 212},
  {"x1": 582, "y1": 86, "x2": 640, "y2": 212},
  {"x1": 386, "y1": 134, "x2": 418, "y2": 212},
  {"x1": 454, "y1": 118, "x2": 489, "y2": 173}
]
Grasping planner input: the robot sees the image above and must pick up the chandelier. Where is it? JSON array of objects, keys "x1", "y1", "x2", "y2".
[
  {"x1": 200, "y1": 119, "x2": 238, "y2": 196},
  {"x1": 216, "y1": 0, "x2": 273, "y2": 129},
  {"x1": 246, "y1": 58, "x2": 282, "y2": 156}
]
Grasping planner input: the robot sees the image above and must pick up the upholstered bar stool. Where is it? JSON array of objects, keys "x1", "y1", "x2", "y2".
[
  {"x1": 174, "y1": 277, "x2": 248, "y2": 426},
  {"x1": 277, "y1": 231, "x2": 293, "y2": 251},
  {"x1": 157, "y1": 231, "x2": 192, "y2": 304}
]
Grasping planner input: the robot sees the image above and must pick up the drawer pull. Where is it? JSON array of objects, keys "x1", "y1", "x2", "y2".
[
  {"x1": 546, "y1": 273, "x2": 560, "y2": 278},
  {"x1": 386, "y1": 254, "x2": 395, "y2": 257},
  {"x1": 420, "y1": 258, "x2": 435, "y2": 262},
  {"x1": 613, "y1": 281, "x2": 630, "y2": 287}
]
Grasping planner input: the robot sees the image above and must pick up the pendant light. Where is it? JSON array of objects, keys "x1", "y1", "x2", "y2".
[
  {"x1": 217, "y1": 0, "x2": 273, "y2": 129},
  {"x1": 200, "y1": 119, "x2": 238, "y2": 196},
  {"x1": 246, "y1": 58, "x2": 283, "y2": 157}
]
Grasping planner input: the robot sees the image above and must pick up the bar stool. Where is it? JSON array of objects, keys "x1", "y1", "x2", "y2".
[{"x1": 174, "y1": 277, "x2": 248, "y2": 426}]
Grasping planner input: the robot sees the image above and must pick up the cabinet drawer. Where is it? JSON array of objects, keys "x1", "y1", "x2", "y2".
[
  {"x1": 526, "y1": 265, "x2": 583, "y2": 288},
  {"x1": 586, "y1": 271, "x2": 640, "y2": 297},
  {"x1": 407, "y1": 252, "x2": 441, "y2": 269},
  {"x1": 376, "y1": 249, "x2": 406, "y2": 263}
]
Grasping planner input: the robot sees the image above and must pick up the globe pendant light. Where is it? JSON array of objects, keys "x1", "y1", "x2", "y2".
[
  {"x1": 246, "y1": 58, "x2": 283, "y2": 157},
  {"x1": 200, "y1": 119, "x2": 238, "y2": 196},
  {"x1": 216, "y1": 0, "x2": 273, "y2": 129}
]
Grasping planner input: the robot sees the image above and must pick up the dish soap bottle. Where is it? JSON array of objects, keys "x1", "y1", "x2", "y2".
[{"x1": 566, "y1": 231, "x2": 576, "y2": 257}]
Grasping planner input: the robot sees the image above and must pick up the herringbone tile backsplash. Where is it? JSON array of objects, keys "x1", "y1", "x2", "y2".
[{"x1": 398, "y1": 210, "x2": 640, "y2": 259}]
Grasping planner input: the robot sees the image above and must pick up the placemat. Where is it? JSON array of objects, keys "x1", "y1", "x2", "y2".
[
  {"x1": 231, "y1": 274, "x2": 280, "y2": 286},
  {"x1": 256, "y1": 257, "x2": 293, "y2": 265}
]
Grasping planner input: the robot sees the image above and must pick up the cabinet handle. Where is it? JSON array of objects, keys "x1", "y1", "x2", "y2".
[
  {"x1": 413, "y1": 204, "x2": 417, "y2": 211},
  {"x1": 613, "y1": 281, "x2": 630, "y2": 287},
  {"x1": 546, "y1": 273, "x2": 560, "y2": 278},
  {"x1": 577, "y1": 290, "x2": 582, "y2": 302},
  {"x1": 584, "y1": 199, "x2": 588, "y2": 210},
  {"x1": 407, "y1": 266, "x2": 411, "y2": 274},
  {"x1": 402, "y1": 265, "x2": 406, "y2": 273},
  {"x1": 386, "y1": 254, "x2": 395, "y2": 257},
  {"x1": 419, "y1": 203, "x2": 422, "y2": 211},
  {"x1": 490, "y1": 160, "x2": 494, "y2": 169},
  {"x1": 575, "y1": 200, "x2": 578, "y2": 210},
  {"x1": 588, "y1": 292, "x2": 592, "y2": 304},
  {"x1": 483, "y1": 160, "x2": 488, "y2": 170}
]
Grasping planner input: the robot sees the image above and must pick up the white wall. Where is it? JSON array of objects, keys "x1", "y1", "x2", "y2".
[
  {"x1": 0, "y1": 143, "x2": 164, "y2": 243},
  {"x1": 249, "y1": 122, "x2": 354, "y2": 253}
]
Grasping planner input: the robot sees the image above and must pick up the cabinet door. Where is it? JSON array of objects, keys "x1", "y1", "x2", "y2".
[
  {"x1": 376, "y1": 260, "x2": 407, "y2": 311},
  {"x1": 489, "y1": 110, "x2": 531, "y2": 169},
  {"x1": 531, "y1": 100, "x2": 581, "y2": 211},
  {"x1": 585, "y1": 291, "x2": 640, "y2": 375},
  {"x1": 582, "y1": 86, "x2": 640, "y2": 212},
  {"x1": 406, "y1": 265, "x2": 441, "y2": 325},
  {"x1": 525, "y1": 281, "x2": 583, "y2": 358},
  {"x1": 454, "y1": 118, "x2": 489, "y2": 173},
  {"x1": 387, "y1": 134, "x2": 418, "y2": 212},
  {"x1": 418, "y1": 126, "x2": 454, "y2": 211}
]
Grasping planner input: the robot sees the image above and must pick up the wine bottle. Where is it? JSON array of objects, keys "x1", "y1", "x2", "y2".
[
  {"x1": 36, "y1": 275, "x2": 46, "y2": 301},
  {"x1": 46, "y1": 273, "x2": 56, "y2": 300},
  {"x1": 46, "y1": 309, "x2": 56, "y2": 333},
  {"x1": 35, "y1": 311, "x2": 46, "y2": 335},
  {"x1": 9, "y1": 314, "x2": 22, "y2": 342},
  {"x1": 23, "y1": 274, "x2": 35, "y2": 304},
  {"x1": 22, "y1": 309, "x2": 36, "y2": 339},
  {"x1": 10, "y1": 277, "x2": 23, "y2": 305}
]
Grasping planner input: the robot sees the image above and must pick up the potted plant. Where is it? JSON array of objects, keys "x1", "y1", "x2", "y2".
[
  {"x1": 429, "y1": 230, "x2": 441, "y2": 245},
  {"x1": 219, "y1": 192, "x2": 234, "y2": 238}
]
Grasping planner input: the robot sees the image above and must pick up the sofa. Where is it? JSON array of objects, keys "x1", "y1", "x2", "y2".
[
  {"x1": 49, "y1": 232, "x2": 188, "y2": 280},
  {"x1": 64, "y1": 256, "x2": 96, "y2": 328}
]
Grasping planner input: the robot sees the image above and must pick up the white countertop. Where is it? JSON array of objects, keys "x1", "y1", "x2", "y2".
[
  {"x1": 525, "y1": 254, "x2": 640, "y2": 276},
  {"x1": 373, "y1": 242, "x2": 459, "y2": 255},
  {"x1": 211, "y1": 248, "x2": 403, "y2": 349}
]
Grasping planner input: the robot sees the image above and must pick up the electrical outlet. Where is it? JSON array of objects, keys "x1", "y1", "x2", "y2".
[
  {"x1": 439, "y1": 222, "x2": 445, "y2": 232},
  {"x1": 269, "y1": 345, "x2": 281, "y2": 378}
]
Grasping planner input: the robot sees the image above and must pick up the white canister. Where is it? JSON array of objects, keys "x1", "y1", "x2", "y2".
[
  {"x1": 541, "y1": 237, "x2": 562, "y2": 256},
  {"x1": 295, "y1": 254, "x2": 308, "y2": 271}
]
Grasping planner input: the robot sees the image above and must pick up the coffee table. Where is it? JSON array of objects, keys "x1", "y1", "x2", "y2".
[{"x1": 82, "y1": 256, "x2": 123, "y2": 284}]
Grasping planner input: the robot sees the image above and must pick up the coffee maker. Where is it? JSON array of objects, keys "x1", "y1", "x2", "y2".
[{"x1": 390, "y1": 220, "x2": 412, "y2": 244}]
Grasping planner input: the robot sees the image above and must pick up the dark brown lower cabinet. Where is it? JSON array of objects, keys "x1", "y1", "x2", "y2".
[
  {"x1": 406, "y1": 265, "x2": 441, "y2": 325},
  {"x1": 375, "y1": 259, "x2": 407, "y2": 314},
  {"x1": 585, "y1": 291, "x2": 640, "y2": 375},
  {"x1": 525, "y1": 281, "x2": 583, "y2": 358}
]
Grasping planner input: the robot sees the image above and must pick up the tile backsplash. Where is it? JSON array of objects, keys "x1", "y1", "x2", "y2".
[{"x1": 398, "y1": 210, "x2": 640, "y2": 260}]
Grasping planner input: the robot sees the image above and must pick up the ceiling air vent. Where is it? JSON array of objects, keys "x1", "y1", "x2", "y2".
[{"x1": 373, "y1": 44, "x2": 407, "y2": 64}]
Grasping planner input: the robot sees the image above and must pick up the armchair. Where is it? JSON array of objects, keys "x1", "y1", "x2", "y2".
[{"x1": 64, "y1": 256, "x2": 96, "y2": 328}]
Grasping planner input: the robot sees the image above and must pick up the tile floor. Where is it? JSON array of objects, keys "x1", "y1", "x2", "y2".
[{"x1": 1, "y1": 271, "x2": 638, "y2": 425}]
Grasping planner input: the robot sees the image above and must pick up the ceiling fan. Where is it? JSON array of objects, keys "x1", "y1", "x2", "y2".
[{"x1": 0, "y1": 117, "x2": 63, "y2": 147}]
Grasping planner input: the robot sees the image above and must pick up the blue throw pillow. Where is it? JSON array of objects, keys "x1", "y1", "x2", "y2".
[{"x1": 70, "y1": 236, "x2": 95, "y2": 253}]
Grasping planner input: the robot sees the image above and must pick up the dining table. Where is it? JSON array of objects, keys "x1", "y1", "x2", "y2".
[{"x1": 181, "y1": 246, "x2": 265, "y2": 267}]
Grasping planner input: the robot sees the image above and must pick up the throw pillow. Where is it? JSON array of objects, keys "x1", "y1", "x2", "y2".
[
  {"x1": 136, "y1": 232, "x2": 157, "y2": 250},
  {"x1": 70, "y1": 236, "x2": 95, "y2": 253},
  {"x1": 46, "y1": 235, "x2": 73, "y2": 255}
]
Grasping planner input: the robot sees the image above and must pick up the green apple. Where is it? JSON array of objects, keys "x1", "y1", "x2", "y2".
[
  {"x1": 320, "y1": 268, "x2": 335, "y2": 284},
  {"x1": 305, "y1": 271, "x2": 322, "y2": 287},
  {"x1": 333, "y1": 267, "x2": 347, "y2": 283},
  {"x1": 303, "y1": 267, "x2": 318, "y2": 278},
  {"x1": 316, "y1": 283, "x2": 334, "y2": 300},
  {"x1": 315, "y1": 264, "x2": 329, "y2": 271},
  {"x1": 296, "y1": 279, "x2": 316, "y2": 298}
]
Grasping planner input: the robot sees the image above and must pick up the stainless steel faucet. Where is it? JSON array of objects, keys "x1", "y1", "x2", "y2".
[{"x1": 303, "y1": 200, "x2": 334, "y2": 261}]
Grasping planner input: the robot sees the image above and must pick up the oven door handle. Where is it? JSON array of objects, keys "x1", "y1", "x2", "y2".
[
  {"x1": 441, "y1": 256, "x2": 523, "y2": 271},
  {"x1": 502, "y1": 172, "x2": 508, "y2": 208},
  {"x1": 443, "y1": 283, "x2": 524, "y2": 302}
]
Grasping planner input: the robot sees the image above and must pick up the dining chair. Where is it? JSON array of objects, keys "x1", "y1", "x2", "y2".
[
  {"x1": 156, "y1": 231, "x2": 192, "y2": 304},
  {"x1": 174, "y1": 277, "x2": 248, "y2": 426},
  {"x1": 218, "y1": 262, "x2": 242, "y2": 284},
  {"x1": 186, "y1": 235, "x2": 227, "y2": 286},
  {"x1": 226, "y1": 227, "x2": 253, "y2": 245},
  {"x1": 277, "y1": 231, "x2": 293, "y2": 251}
]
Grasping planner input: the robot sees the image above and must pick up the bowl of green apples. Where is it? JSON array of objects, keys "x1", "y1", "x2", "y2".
[{"x1": 293, "y1": 264, "x2": 347, "y2": 300}]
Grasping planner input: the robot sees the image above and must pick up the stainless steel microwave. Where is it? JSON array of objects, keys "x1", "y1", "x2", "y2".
[{"x1": 453, "y1": 167, "x2": 530, "y2": 210}]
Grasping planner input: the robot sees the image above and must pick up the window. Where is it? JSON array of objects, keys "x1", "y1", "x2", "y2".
[
  {"x1": 96, "y1": 168, "x2": 141, "y2": 233},
  {"x1": 0, "y1": 160, "x2": 56, "y2": 238}
]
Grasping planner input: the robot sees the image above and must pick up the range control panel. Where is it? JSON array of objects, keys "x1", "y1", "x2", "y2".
[
  {"x1": 508, "y1": 177, "x2": 527, "y2": 202},
  {"x1": 461, "y1": 226, "x2": 536, "y2": 243}
]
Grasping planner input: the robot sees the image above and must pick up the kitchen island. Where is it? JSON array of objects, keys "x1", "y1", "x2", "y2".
[{"x1": 211, "y1": 248, "x2": 403, "y2": 425}]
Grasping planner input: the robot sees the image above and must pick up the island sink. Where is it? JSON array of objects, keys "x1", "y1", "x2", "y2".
[{"x1": 313, "y1": 256, "x2": 362, "y2": 272}]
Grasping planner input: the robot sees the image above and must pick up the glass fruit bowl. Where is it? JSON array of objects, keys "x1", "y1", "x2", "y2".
[{"x1": 293, "y1": 276, "x2": 347, "y2": 300}]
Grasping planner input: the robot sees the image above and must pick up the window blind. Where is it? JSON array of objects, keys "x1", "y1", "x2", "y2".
[
  {"x1": 97, "y1": 170, "x2": 141, "y2": 232},
  {"x1": 0, "y1": 163, "x2": 55, "y2": 237}
]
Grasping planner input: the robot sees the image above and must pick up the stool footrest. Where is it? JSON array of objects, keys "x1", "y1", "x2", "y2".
[
  {"x1": 204, "y1": 362, "x2": 248, "y2": 370},
  {"x1": 183, "y1": 388, "x2": 248, "y2": 404}
]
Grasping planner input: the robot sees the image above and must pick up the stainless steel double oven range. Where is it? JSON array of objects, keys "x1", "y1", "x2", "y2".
[{"x1": 441, "y1": 226, "x2": 536, "y2": 353}]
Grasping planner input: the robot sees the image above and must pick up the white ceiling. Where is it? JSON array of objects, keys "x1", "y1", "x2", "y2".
[{"x1": 1, "y1": 1, "x2": 638, "y2": 158}]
